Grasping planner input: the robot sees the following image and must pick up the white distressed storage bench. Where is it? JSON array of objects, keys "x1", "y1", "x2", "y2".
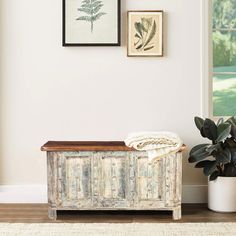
[{"x1": 41, "y1": 141, "x2": 185, "y2": 220}]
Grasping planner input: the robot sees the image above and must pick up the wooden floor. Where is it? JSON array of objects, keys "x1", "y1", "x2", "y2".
[{"x1": 0, "y1": 204, "x2": 235, "y2": 223}]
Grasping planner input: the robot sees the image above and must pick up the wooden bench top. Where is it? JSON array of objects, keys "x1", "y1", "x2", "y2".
[
  {"x1": 41, "y1": 141, "x2": 135, "y2": 151},
  {"x1": 41, "y1": 141, "x2": 186, "y2": 152}
]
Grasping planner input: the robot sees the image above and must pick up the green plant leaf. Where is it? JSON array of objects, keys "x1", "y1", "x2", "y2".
[
  {"x1": 203, "y1": 118, "x2": 218, "y2": 141},
  {"x1": 194, "y1": 117, "x2": 205, "y2": 131},
  {"x1": 224, "y1": 147, "x2": 231, "y2": 161},
  {"x1": 214, "y1": 148, "x2": 231, "y2": 164},
  {"x1": 81, "y1": 4, "x2": 90, "y2": 8},
  {"x1": 81, "y1": 1, "x2": 102, "y2": 9},
  {"x1": 136, "y1": 44, "x2": 143, "y2": 50},
  {"x1": 217, "y1": 117, "x2": 224, "y2": 126},
  {"x1": 225, "y1": 137, "x2": 236, "y2": 148},
  {"x1": 92, "y1": 12, "x2": 106, "y2": 21},
  {"x1": 190, "y1": 144, "x2": 210, "y2": 156},
  {"x1": 143, "y1": 20, "x2": 156, "y2": 48},
  {"x1": 141, "y1": 17, "x2": 152, "y2": 32},
  {"x1": 195, "y1": 160, "x2": 212, "y2": 168},
  {"x1": 189, "y1": 144, "x2": 211, "y2": 163},
  {"x1": 144, "y1": 46, "x2": 155, "y2": 51},
  {"x1": 203, "y1": 160, "x2": 217, "y2": 176},
  {"x1": 76, "y1": 16, "x2": 92, "y2": 21},
  {"x1": 82, "y1": 0, "x2": 90, "y2": 4},
  {"x1": 78, "y1": 7, "x2": 92, "y2": 15},
  {"x1": 216, "y1": 123, "x2": 231, "y2": 142},
  {"x1": 135, "y1": 22, "x2": 143, "y2": 37},
  {"x1": 200, "y1": 127, "x2": 207, "y2": 138},
  {"x1": 209, "y1": 170, "x2": 220, "y2": 181},
  {"x1": 224, "y1": 163, "x2": 236, "y2": 177},
  {"x1": 92, "y1": 1, "x2": 102, "y2": 7},
  {"x1": 231, "y1": 152, "x2": 236, "y2": 163},
  {"x1": 92, "y1": 4, "x2": 103, "y2": 14},
  {"x1": 205, "y1": 143, "x2": 220, "y2": 154},
  {"x1": 225, "y1": 137, "x2": 236, "y2": 161},
  {"x1": 188, "y1": 154, "x2": 210, "y2": 163},
  {"x1": 226, "y1": 116, "x2": 236, "y2": 139}
]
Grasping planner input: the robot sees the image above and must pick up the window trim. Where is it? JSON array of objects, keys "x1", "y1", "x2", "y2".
[
  {"x1": 207, "y1": 0, "x2": 236, "y2": 118},
  {"x1": 202, "y1": 0, "x2": 232, "y2": 119},
  {"x1": 202, "y1": 0, "x2": 213, "y2": 118}
]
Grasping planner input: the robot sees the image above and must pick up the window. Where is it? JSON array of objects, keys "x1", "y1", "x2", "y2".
[{"x1": 212, "y1": 0, "x2": 236, "y2": 116}]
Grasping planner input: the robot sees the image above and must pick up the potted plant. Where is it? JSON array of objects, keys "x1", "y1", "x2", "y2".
[{"x1": 189, "y1": 116, "x2": 236, "y2": 212}]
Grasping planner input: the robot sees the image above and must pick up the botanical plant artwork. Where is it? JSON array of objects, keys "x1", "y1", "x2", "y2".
[
  {"x1": 76, "y1": 0, "x2": 106, "y2": 33},
  {"x1": 63, "y1": 0, "x2": 120, "y2": 46},
  {"x1": 128, "y1": 11, "x2": 163, "y2": 57},
  {"x1": 134, "y1": 17, "x2": 156, "y2": 52}
]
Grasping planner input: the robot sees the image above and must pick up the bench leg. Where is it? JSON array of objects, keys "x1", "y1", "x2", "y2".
[
  {"x1": 48, "y1": 207, "x2": 57, "y2": 220},
  {"x1": 172, "y1": 206, "x2": 181, "y2": 220}
]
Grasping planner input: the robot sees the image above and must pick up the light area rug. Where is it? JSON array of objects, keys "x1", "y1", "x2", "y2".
[{"x1": 0, "y1": 223, "x2": 235, "y2": 236}]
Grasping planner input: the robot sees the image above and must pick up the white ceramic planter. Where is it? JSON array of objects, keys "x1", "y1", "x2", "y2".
[{"x1": 208, "y1": 176, "x2": 236, "y2": 212}]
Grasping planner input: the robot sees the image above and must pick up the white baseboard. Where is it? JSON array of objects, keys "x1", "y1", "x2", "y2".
[
  {"x1": 0, "y1": 184, "x2": 208, "y2": 203},
  {"x1": 0, "y1": 185, "x2": 47, "y2": 203}
]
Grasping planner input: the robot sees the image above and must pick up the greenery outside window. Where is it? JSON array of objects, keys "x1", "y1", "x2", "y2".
[{"x1": 213, "y1": 0, "x2": 236, "y2": 116}]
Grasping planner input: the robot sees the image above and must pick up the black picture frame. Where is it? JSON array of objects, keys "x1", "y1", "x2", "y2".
[{"x1": 63, "y1": 0, "x2": 121, "y2": 46}]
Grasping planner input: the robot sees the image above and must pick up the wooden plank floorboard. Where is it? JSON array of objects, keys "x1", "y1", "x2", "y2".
[{"x1": 0, "y1": 204, "x2": 235, "y2": 223}]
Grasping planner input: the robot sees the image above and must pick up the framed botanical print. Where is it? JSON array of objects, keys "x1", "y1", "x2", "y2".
[
  {"x1": 63, "y1": 0, "x2": 121, "y2": 46},
  {"x1": 127, "y1": 11, "x2": 164, "y2": 57}
]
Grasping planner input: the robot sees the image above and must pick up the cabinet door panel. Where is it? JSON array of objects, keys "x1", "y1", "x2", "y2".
[
  {"x1": 58, "y1": 152, "x2": 93, "y2": 208},
  {"x1": 134, "y1": 152, "x2": 166, "y2": 208},
  {"x1": 96, "y1": 152, "x2": 130, "y2": 208},
  {"x1": 101, "y1": 157, "x2": 126, "y2": 199}
]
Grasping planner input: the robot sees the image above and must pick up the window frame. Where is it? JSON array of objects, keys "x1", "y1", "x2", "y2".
[
  {"x1": 202, "y1": 0, "x2": 212, "y2": 118},
  {"x1": 206, "y1": 0, "x2": 236, "y2": 118}
]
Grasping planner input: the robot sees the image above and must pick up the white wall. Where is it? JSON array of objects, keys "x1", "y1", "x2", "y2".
[{"x1": 0, "y1": 0, "x2": 207, "y2": 188}]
